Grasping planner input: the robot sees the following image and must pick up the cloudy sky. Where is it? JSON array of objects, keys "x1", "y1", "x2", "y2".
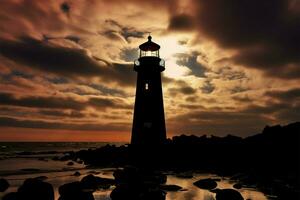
[{"x1": 0, "y1": 0, "x2": 299, "y2": 141}]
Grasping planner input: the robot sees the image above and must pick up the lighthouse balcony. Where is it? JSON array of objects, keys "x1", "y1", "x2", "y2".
[
  {"x1": 134, "y1": 59, "x2": 165, "y2": 67},
  {"x1": 134, "y1": 58, "x2": 165, "y2": 71}
]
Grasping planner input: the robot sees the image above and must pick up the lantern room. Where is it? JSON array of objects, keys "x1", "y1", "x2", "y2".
[{"x1": 139, "y1": 35, "x2": 160, "y2": 57}]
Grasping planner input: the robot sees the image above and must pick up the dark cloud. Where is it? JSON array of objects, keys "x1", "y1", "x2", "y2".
[
  {"x1": 0, "y1": 93, "x2": 86, "y2": 110},
  {"x1": 213, "y1": 66, "x2": 247, "y2": 81},
  {"x1": 119, "y1": 47, "x2": 139, "y2": 62},
  {"x1": 0, "y1": 116, "x2": 130, "y2": 131},
  {"x1": 175, "y1": 52, "x2": 207, "y2": 77},
  {"x1": 88, "y1": 97, "x2": 132, "y2": 110},
  {"x1": 0, "y1": 93, "x2": 131, "y2": 111},
  {"x1": 200, "y1": 80, "x2": 215, "y2": 94},
  {"x1": 180, "y1": 86, "x2": 196, "y2": 95},
  {"x1": 191, "y1": 0, "x2": 300, "y2": 79},
  {"x1": 168, "y1": 14, "x2": 195, "y2": 31},
  {"x1": 0, "y1": 37, "x2": 136, "y2": 86},
  {"x1": 265, "y1": 88, "x2": 300, "y2": 101},
  {"x1": 232, "y1": 95, "x2": 252, "y2": 103},
  {"x1": 230, "y1": 86, "x2": 249, "y2": 94},
  {"x1": 103, "y1": 19, "x2": 146, "y2": 42},
  {"x1": 171, "y1": 110, "x2": 268, "y2": 136},
  {"x1": 168, "y1": 80, "x2": 197, "y2": 96},
  {"x1": 60, "y1": 2, "x2": 71, "y2": 15},
  {"x1": 39, "y1": 110, "x2": 85, "y2": 118}
]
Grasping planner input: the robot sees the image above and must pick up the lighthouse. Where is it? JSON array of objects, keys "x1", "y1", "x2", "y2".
[{"x1": 131, "y1": 36, "x2": 167, "y2": 145}]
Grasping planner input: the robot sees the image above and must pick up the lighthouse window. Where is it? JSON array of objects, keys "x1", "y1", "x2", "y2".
[{"x1": 145, "y1": 83, "x2": 149, "y2": 90}]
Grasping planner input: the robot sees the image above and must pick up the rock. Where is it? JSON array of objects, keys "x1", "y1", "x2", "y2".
[
  {"x1": 113, "y1": 166, "x2": 166, "y2": 186},
  {"x1": 0, "y1": 178, "x2": 10, "y2": 192},
  {"x1": 74, "y1": 171, "x2": 81, "y2": 176},
  {"x1": 58, "y1": 181, "x2": 94, "y2": 200},
  {"x1": 111, "y1": 167, "x2": 167, "y2": 200},
  {"x1": 160, "y1": 184, "x2": 182, "y2": 191},
  {"x1": 67, "y1": 161, "x2": 74, "y2": 166},
  {"x1": 110, "y1": 184, "x2": 166, "y2": 200},
  {"x1": 216, "y1": 189, "x2": 244, "y2": 200},
  {"x1": 233, "y1": 183, "x2": 243, "y2": 189},
  {"x1": 81, "y1": 174, "x2": 115, "y2": 190},
  {"x1": 2, "y1": 192, "x2": 18, "y2": 200},
  {"x1": 176, "y1": 172, "x2": 193, "y2": 179},
  {"x1": 193, "y1": 178, "x2": 218, "y2": 190},
  {"x1": 211, "y1": 178, "x2": 222, "y2": 182},
  {"x1": 18, "y1": 178, "x2": 54, "y2": 200},
  {"x1": 34, "y1": 176, "x2": 48, "y2": 181}
]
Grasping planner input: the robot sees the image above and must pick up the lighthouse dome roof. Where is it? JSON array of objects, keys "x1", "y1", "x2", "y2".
[{"x1": 139, "y1": 36, "x2": 160, "y2": 51}]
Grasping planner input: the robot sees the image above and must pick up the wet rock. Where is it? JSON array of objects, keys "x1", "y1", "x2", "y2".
[
  {"x1": 0, "y1": 178, "x2": 10, "y2": 192},
  {"x1": 2, "y1": 192, "x2": 18, "y2": 200},
  {"x1": 211, "y1": 178, "x2": 222, "y2": 182},
  {"x1": 34, "y1": 176, "x2": 48, "y2": 181},
  {"x1": 216, "y1": 189, "x2": 244, "y2": 200},
  {"x1": 210, "y1": 188, "x2": 222, "y2": 193},
  {"x1": 67, "y1": 161, "x2": 74, "y2": 166},
  {"x1": 73, "y1": 171, "x2": 81, "y2": 176},
  {"x1": 58, "y1": 181, "x2": 94, "y2": 200},
  {"x1": 193, "y1": 178, "x2": 218, "y2": 190},
  {"x1": 18, "y1": 178, "x2": 54, "y2": 200},
  {"x1": 160, "y1": 184, "x2": 182, "y2": 191},
  {"x1": 81, "y1": 174, "x2": 115, "y2": 190},
  {"x1": 233, "y1": 183, "x2": 243, "y2": 189},
  {"x1": 110, "y1": 184, "x2": 166, "y2": 200},
  {"x1": 176, "y1": 172, "x2": 193, "y2": 179},
  {"x1": 111, "y1": 167, "x2": 167, "y2": 200},
  {"x1": 113, "y1": 166, "x2": 166, "y2": 186}
]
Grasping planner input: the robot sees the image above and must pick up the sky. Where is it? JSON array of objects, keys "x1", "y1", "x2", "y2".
[{"x1": 0, "y1": 0, "x2": 299, "y2": 141}]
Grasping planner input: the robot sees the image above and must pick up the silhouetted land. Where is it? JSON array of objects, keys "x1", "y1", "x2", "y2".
[
  {"x1": 61, "y1": 122, "x2": 300, "y2": 199},
  {"x1": 1, "y1": 122, "x2": 299, "y2": 200}
]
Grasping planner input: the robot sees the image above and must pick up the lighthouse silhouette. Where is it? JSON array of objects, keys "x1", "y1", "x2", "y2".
[{"x1": 131, "y1": 36, "x2": 167, "y2": 145}]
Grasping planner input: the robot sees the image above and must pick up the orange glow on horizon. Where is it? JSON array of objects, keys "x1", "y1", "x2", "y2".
[{"x1": 0, "y1": 127, "x2": 131, "y2": 142}]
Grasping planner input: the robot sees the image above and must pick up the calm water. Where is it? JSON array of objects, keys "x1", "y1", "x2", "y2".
[
  {"x1": 0, "y1": 142, "x2": 125, "y2": 157},
  {"x1": 0, "y1": 142, "x2": 270, "y2": 200}
]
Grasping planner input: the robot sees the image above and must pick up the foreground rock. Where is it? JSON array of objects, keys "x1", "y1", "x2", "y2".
[
  {"x1": 18, "y1": 178, "x2": 54, "y2": 200},
  {"x1": 59, "y1": 182, "x2": 94, "y2": 200},
  {"x1": 2, "y1": 192, "x2": 18, "y2": 200},
  {"x1": 0, "y1": 178, "x2": 9, "y2": 192},
  {"x1": 233, "y1": 183, "x2": 242, "y2": 189},
  {"x1": 111, "y1": 166, "x2": 167, "y2": 200},
  {"x1": 216, "y1": 189, "x2": 244, "y2": 200},
  {"x1": 81, "y1": 174, "x2": 115, "y2": 190},
  {"x1": 160, "y1": 184, "x2": 182, "y2": 191},
  {"x1": 3, "y1": 178, "x2": 54, "y2": 200},
  {"x1": 193, "y1": 178, "x2": 217, "y2": 190},
  {"x1": 58, "y1": 174, "x2": 114, "y2": 200}
]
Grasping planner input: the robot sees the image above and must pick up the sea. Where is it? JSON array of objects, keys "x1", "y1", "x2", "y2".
[{"x1": 0, "y1": 142, "x2": 270, "y2": 200}]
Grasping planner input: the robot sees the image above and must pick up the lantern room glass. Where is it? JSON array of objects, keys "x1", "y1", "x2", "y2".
[{"x1": 140, "y1": 50, "x2": 159, "y2": 57}]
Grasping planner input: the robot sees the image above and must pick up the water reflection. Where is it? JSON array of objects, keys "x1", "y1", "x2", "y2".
[
  {"x1": 165, "y1": 174, "x2": 268, "y2": 200},
  {"x1": 1, "y1": 169, "x2": 268, "y2": 200}
]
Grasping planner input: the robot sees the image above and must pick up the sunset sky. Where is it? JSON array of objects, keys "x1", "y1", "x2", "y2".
[{"x1": 0, "y1": 0, "x2": 299, "y2": 141}]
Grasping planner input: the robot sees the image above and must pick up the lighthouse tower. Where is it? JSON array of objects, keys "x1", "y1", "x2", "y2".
[{"x1": 131, "y1": 36, "x2": 167, "y2": 145}]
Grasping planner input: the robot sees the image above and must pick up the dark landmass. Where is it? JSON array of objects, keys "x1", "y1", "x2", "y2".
[
  {"x1": 1, "y1": 122, "x2": 299, "y2": 200},
  {"x1": 62, "y1": 122, "x2": 300, "y2": 199}
]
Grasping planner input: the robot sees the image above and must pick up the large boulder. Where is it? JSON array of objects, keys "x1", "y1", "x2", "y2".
[
  {"x1": 2, "y1": 192, "x2": 18, "y2": 200},
  {"x1": 216, "y1": 189, "x2": 244, "y2": 200},
  {"x1": 160, "y1": 184, "x2": 182, "y2": 191},
  {"x1": 18, "y1": 178, "x2": 54, "y2": 200},
  {"x1": 58, "y1": 181, "x2": 94, "y2": 200},
  {"x1": 81, "y1": 174, "x2": 115, "y2": 190},
  {"x1": 111, "y1": 167, "x2": 167, "y2": 200},
  {"x1": 193, "y1": 178, "x2": 217, "y2": 190},
  {"x1": 110, "y1": 184, "x2": 166, "y2": 200},
  {"x1": 0, "y1": 178, "x2": 9, "y2": 192},
  {"x1": 113, "y1": 166, "x2": 166, "y2": 186}
]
